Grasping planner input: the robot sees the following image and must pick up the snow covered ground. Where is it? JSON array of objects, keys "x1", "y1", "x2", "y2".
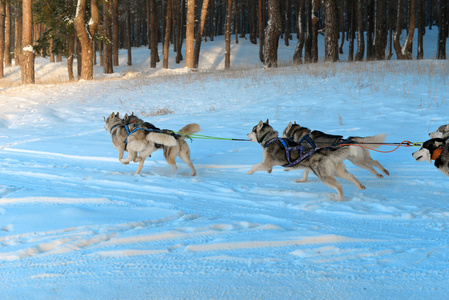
[{"x1": 1, "y1": 33, "x2": 449, "y2": 299}]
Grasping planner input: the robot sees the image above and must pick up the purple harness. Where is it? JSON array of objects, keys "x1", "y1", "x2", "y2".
[{"x1": 265, "y1": 135, "x2": 321, "y2": 167}]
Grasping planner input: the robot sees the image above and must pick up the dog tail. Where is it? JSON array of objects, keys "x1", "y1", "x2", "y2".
[
  {"x1": 177, "y1": 123, "x2": 201, "y2": 139},
  {"x1": 349, "y1": 133, "x2": 386, "y2": 149},
  {"x1": 146, "y1": 132, "x2": 178, "y2": 147}
]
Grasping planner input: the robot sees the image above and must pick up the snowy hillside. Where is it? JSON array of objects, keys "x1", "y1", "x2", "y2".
[{"x1": 1, "y1": 33, "x2": 449, "y2": 299}]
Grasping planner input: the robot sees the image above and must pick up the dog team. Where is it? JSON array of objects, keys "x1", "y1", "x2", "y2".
[{"x1": 105, "y1": 112, "x2": 449, "y2": 201}]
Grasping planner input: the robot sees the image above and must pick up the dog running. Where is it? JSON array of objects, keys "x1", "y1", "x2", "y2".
[
  {"x1": 247, "y1": 120, "x2": 367, "y2": 201},
  {"x1": 104, "y1": 112, "x2": 200, "y2": 175},
  {"x1": 282, "y1": 122, "x2": 389, "y2": 182}
]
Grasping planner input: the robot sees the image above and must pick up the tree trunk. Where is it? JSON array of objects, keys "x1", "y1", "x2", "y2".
[
  {"x1": 103, "y1": 0, "x2": 114, "y2": 74},
  {"x1": 150, "y1": 0, "x2": 158, "y2": 67},
  {"x1": 209, "y1": 0, "x2": 214, "y2": 41},
  {"x1": 127, "y1": 1, "x2": 132, "y2": 65},
  {"x1": 417, "y1": 0, "x2": 425, "y2": 59},
  {"x1": 67, "y1": 0, "x2": 76, "y2": 81},
  {"x1": 304, "y1": 0, "x2": 312, "y2": 62},
  {"x1": 311, "y1": 0, "x2": 320, "y2": 63},
  {"x1": 354, "y1": 0, "x2": 364, "y2": 61},
  {"x1": 258, "y1": 0, "x2": 264, "y2": 62},
  {"x1": 293, "y1": 0, "x2": 305, "y2": 64},
  {"x1": 401, "y1": 0, "x2": 416, "y2": 59},
  {"x1": 375, "y1": 0, "x2": 387, "y2": 60},
  {"x1": 264, "y1": 0, "x2": 282, "y2": 68},
  {"x1": 163, "y1": 0, "x2": 173, "y2": 69},
  {"x1": 176, "y1": 0, "x2": 185, "y2": 63},
  {"x1": 285, "y1": 0, "x2": 292, "y2": 46},
  {"x1": 393, "y1": 0, "x2": 403, "y2": 59},
  {"x1": 225, "y1": 0, "x2": 232, "y2": 69},
  {"x1": 185, "y1": 0, "x2": 195, "y2": 68},
  {"x1": 4, "y1": 2, "x2": 11, "y2": 67},
  {"x1": 14, "y1": 3, "x2": 22, "y2": 66},
  {"x1": 112, "y1": 0, "x2": 119, "y2": 66},
  {"x1": 387, "y1": 0, "x2": 394, "y2": 60},
  {"x1": 0, "y1": 1, "x2": 5, "y2": 79},
  {"x1": 365, "y1": 0, "x2": 374, "y2": 60},
  {"x1": 74, "y1": 0, "x2": 99, "y2": 80},
  {"x1": 194, "y1": 0, "x2": 210, "y2": 68},
  {"x1": 338, "y1": 0, "x2": 345, "y2": 54},
  {"x1": 324, "y1": 0, "x2": 338, "y2": 62},
  {"x1": 347, "y1": 0, "x2": 355, "y2": 61},
  {"x1": 437, "y1": 0, "x2": 448, "y2": 59},
  {"x1": 21, "y1": 0, "x2": 34, "y2": 84}
]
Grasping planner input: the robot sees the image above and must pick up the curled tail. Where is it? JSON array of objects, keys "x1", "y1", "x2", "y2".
[
  {"x1": 349, "y1": 133, "x2": 386, "y2": 150},
  {"x1": 177, "y1": 123, "x2": 201, "y2": 139}
]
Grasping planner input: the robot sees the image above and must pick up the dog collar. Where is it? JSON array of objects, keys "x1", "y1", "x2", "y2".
[
  {"x1": 258, "y1": 131, "x2": 270, "y2": 144},
  {"x1": 432, "y1": 148, "x2": 444, "y2": 160},
  {"x1": 110, "y1": 124, "x2": 122, "y2": 134}
]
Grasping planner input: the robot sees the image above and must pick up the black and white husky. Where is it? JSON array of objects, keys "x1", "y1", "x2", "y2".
[
  {"x1": 413, "y1": 138, "x2": 449, "y2": 177},
  {"x1": 247, "y1": 120, "x2": 366, "y2": 201}
]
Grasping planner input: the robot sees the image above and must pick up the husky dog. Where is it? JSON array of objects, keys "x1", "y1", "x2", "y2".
[
  {"x1": 248, "y1": 120, "x2": 366, "y2": 201},
  {"x1": 282, "y1": 122, "x2": 389, "y2": 182},
  {"x1": 429, "y1": 124, "x2": 449, "y2": 139},
  {"x1": 104, "y1": 112, "x2": 178, "y2": 174},
  {"x1": 412, "y1": 138, "x2": 449, "y2": 177},
  {"x1": 122, "y1": 113, "x2": 201, "y2": 176}
]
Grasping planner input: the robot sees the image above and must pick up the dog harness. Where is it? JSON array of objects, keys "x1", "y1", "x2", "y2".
[
  {"x1": 264, "y1": 135, "x2": 321, "y2": 167},
  {"x1": 432, "y1": 147, "x2": 444, "y2": 160}
]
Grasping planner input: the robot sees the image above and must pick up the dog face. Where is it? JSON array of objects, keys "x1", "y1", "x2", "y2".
[
  {"x1": 248, "y1": 120, "x2": 271, "y2": 143},
  {"x1": 412, "y1": 139, "x2": 446, "y2": 163},
  {"x1": 282, "y1": 121, "x2": 301, "y2": 139},
  {"x1": 429, "y1": 124, "x2": 449, "y2": 139},
  {"x1": 104, "y1": 112, "x2": 121, "y2": 131},
  {"x1": 124, "y1": 112, "x2": 142, "y2": 125}
]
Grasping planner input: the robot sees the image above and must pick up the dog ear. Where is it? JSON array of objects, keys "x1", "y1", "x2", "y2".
[
  {"x1": 287, "y1": 121, "x2": 292, "y2": 129},
  {"x1": 265, "y1": 119, "x2": 269, "y2": 125},
  {"x1": 294, "y1": 121, "x2": 297, "y2": 125},
  {"x1": 115, "y1": 112, "x2": 120, "y2": 118},
  {"x1": 257, "y1": 120, "x2": 264, "y2": 129},
  {"x1": 124, "y1": 113, "x2": 129, "y2": 119},
  {"x1": 110, "y1": 112, "x2": 115, "y2": 119}
]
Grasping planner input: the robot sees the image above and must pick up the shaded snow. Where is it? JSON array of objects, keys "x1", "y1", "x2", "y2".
[{"x1": 1, "y1": 31, "x2": 449, "y2": 299}]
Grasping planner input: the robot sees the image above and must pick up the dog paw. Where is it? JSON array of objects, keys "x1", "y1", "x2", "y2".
[
  {"x1": 267, "y1": 169, "x2": 272, "y2": 174},
  {"x1": 359, "y1": 184, "x2": 366, "y2": 190},
  {"x1": 247, "y1": 170, "x2": 254, "y2": 175},
  {"x1": 375, "y1": 174, "x2": 384, "y2": 179},
  {"x1": 295, "y1": 178, "x2": 307, "y2": 183}
]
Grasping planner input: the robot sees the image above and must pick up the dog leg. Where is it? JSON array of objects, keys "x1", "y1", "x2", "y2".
[
  {"x1": 348, "y1": 158, "x2": 383, "y2": 178},
  {"x1": 178, "y1": 149, "x2": 196, "y2": 176},
  {"x1": 317, "y1": 175, "x2": 345, "y2": 201},
  {"x1": 248, "y1": 162, "x2": 274, "y2": 175},
  {"x1": 163, "y1": 146, "x2": 179, "y2": 174},
  {"x1": 118, "y1": 146, "x2": 129, "y2": 164},
  {"x1": 134, "y1": 157, "x2": 146, "y2": 174},
  {"x1": 120, "y1": 149, "x2": 135, "y2": 164},
  {"x1": 295, "y1": 170, "x2": 309, "y2": 183},
  {"x1": 335, "y1": 163, "x2": 366, "y2": 190}
]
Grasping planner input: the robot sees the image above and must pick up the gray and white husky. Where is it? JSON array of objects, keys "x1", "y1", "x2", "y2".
[
  {"x1": 247, "y1": 120, "x2": 366, "y2": 201},
  {"x1": 282, "y1": 122, "x2": 389, "y2": 182},
  {"x1": 104, "y1": 112, "x2": 200, "y2": 175},
  {"x1": 412, "y1": 138, "x2": 449, "y2": 177},
  {"x1": 123, "y1": 113, "x2": 201, "y2": 176},
  {"x1": 429, "y1": 124, "x2": 449, "y2": 139}
]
